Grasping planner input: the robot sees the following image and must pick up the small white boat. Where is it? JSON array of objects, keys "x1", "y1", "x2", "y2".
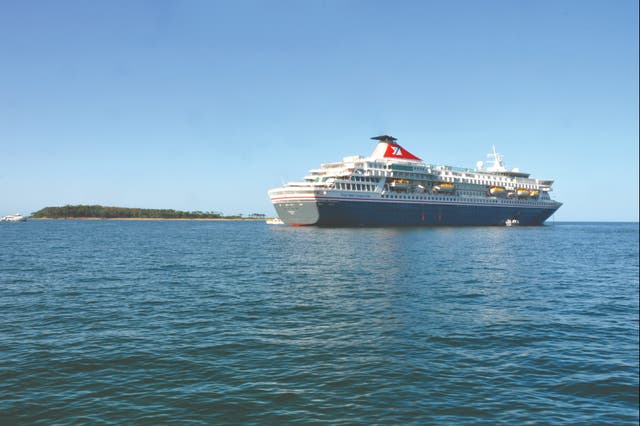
[
  {"x1": 505, "y1": 218, "x2": 519, "y2": 227},
  {"x1": 1, "y1": 213, "x2": 27, "y2": 222},
  {"x1": 266, "y1": 217, "x2": 285, "y2": 225}
]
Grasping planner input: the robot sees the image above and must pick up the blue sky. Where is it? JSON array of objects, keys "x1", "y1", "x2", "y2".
[{"x1": 1, "y1": 0, "x2": 638, "y2": 220}]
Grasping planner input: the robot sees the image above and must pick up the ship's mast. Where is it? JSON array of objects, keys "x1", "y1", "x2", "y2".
[{"x1": 486, "y1": 145, "x2": 507, "y2": 172}]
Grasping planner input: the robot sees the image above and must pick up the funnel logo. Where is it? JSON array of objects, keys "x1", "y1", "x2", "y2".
[{"x1": 383, "y1": 144, "x2": 421, "y2": 161}]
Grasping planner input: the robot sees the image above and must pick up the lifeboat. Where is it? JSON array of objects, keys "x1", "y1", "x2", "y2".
[
  {"x1": 389, "y1": 178, "x2": 411, "y2": 189},
  {"x1": 516, "y1": 188, "x2": 530, "y2": 198},
  {"x1": 433, "y1": 182, "x2": 455, "y2": 193},
  {"x1": 489, "y1": 186, "x2": 506, "y2": 197},
  {"x1": 529, "y1": 189, "x2": 540, "y2": 198}
]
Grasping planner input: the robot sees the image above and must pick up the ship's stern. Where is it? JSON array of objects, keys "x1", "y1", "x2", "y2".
[{"x1": 268, "y1": 188, "x2": 320, "y2": 226}]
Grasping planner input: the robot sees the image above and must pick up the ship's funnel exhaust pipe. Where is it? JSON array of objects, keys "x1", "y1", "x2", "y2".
[{"x1": 370, "y1": 135, "x2": 398, "y2": 143}]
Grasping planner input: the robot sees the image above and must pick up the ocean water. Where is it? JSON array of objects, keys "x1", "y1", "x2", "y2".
[{"x1": 0, "y1": 220, "x2": 638, "y2": 425}]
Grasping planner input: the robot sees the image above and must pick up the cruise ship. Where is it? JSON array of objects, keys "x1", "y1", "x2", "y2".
[{"x1": 268, "y1": 135, "x2": 562, "y2": 226}]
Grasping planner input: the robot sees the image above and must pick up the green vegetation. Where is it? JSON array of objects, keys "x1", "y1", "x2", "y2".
[{"x1": 30, "y1": 205, "x2": 252, "y2": 219}]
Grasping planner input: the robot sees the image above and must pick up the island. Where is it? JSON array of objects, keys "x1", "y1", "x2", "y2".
[{"x1": 30, "y1": 205, "x2": 266, "y2": 220}]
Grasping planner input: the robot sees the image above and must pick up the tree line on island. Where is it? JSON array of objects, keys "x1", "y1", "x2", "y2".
[{"x1": 30, "y1": 205, "x2": 266, "y2": 220}]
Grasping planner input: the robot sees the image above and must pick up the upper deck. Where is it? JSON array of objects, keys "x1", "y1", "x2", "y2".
[{"x1": 270, "y1": 136, "x2": 558, "y2": 201}]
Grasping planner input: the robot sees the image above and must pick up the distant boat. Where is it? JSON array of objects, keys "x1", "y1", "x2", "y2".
[
  {"x1": 1, "y1": 213, "x2": 26, "y2": 222},
  {"x1": 266, "y1": 217, "x2": 285, "y2": 225}
]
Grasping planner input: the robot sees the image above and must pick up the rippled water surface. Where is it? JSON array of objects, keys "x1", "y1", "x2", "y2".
[{"x1": 1, "y1": 220, "x2": 638, "y2": 424}]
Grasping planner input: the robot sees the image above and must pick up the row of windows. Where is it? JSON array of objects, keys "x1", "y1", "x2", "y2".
[
  {"x1": 458, "y1": 191, "x2": 484, "y2": 197},
  {"x1": 377, "y1": 194, "x2": 550, "y2": 206},
  {"x1": 332, "y1": 177, "x2": 541, "y2": 193},
  {"x1": 336, "y1": 183, "x2": 376, "y2": 191},
  {"x1": 388, "y1": 172, "x2": 424, "y2": 180},
  {"x1": 382, "y1": 194, "x2": 457, "y2": 201},
  {"x1": 278, "y1": 189, "x2": 551, "y2": 207},
  {"x1": 350, "y1": 176, "x2": 376, "y2": 182},
  {"x1": 333, "y1": 182, "x2": 545, "y2": 201},
  {"x1": 439, "y1": 175, "x2": 536, "y2": 189},
  {"x1": 408, "y1": 175, "x2": 538, "y2": 190},
  {"x1": 348, "y1": 170, "x2": 537, "y2": 191}
]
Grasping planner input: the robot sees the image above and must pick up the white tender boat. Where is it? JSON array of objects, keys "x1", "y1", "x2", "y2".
[
  {"x1": 1, "y1": 213, "x2": 27, "y2": 222},
  {"x1": 266, "y1": 217, "x2": 285, "y2": 225}
]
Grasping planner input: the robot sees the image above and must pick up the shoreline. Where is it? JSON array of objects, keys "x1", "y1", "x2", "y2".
[{"x1": 29, "y1": 217, "x2": 268, "y2": 221}]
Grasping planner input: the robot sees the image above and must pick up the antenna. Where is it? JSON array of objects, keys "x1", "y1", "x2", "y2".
[{"x1": 486, "y1": 145, "x2": 506, "y2": 172}]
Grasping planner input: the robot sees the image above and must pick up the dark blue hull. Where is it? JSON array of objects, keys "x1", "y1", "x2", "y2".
[{"x1": 312, "y1": 199, "x2": 559, "y2": 226}]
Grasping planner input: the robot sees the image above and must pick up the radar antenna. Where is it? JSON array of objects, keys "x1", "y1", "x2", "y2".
[{"x1": 486, "y1": 145, "x2": 507, "y2": 172}]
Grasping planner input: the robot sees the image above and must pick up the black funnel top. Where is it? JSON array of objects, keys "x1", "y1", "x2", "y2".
[{"x1": 370, "y1": 135, "x2": 397, "y2": 143}]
